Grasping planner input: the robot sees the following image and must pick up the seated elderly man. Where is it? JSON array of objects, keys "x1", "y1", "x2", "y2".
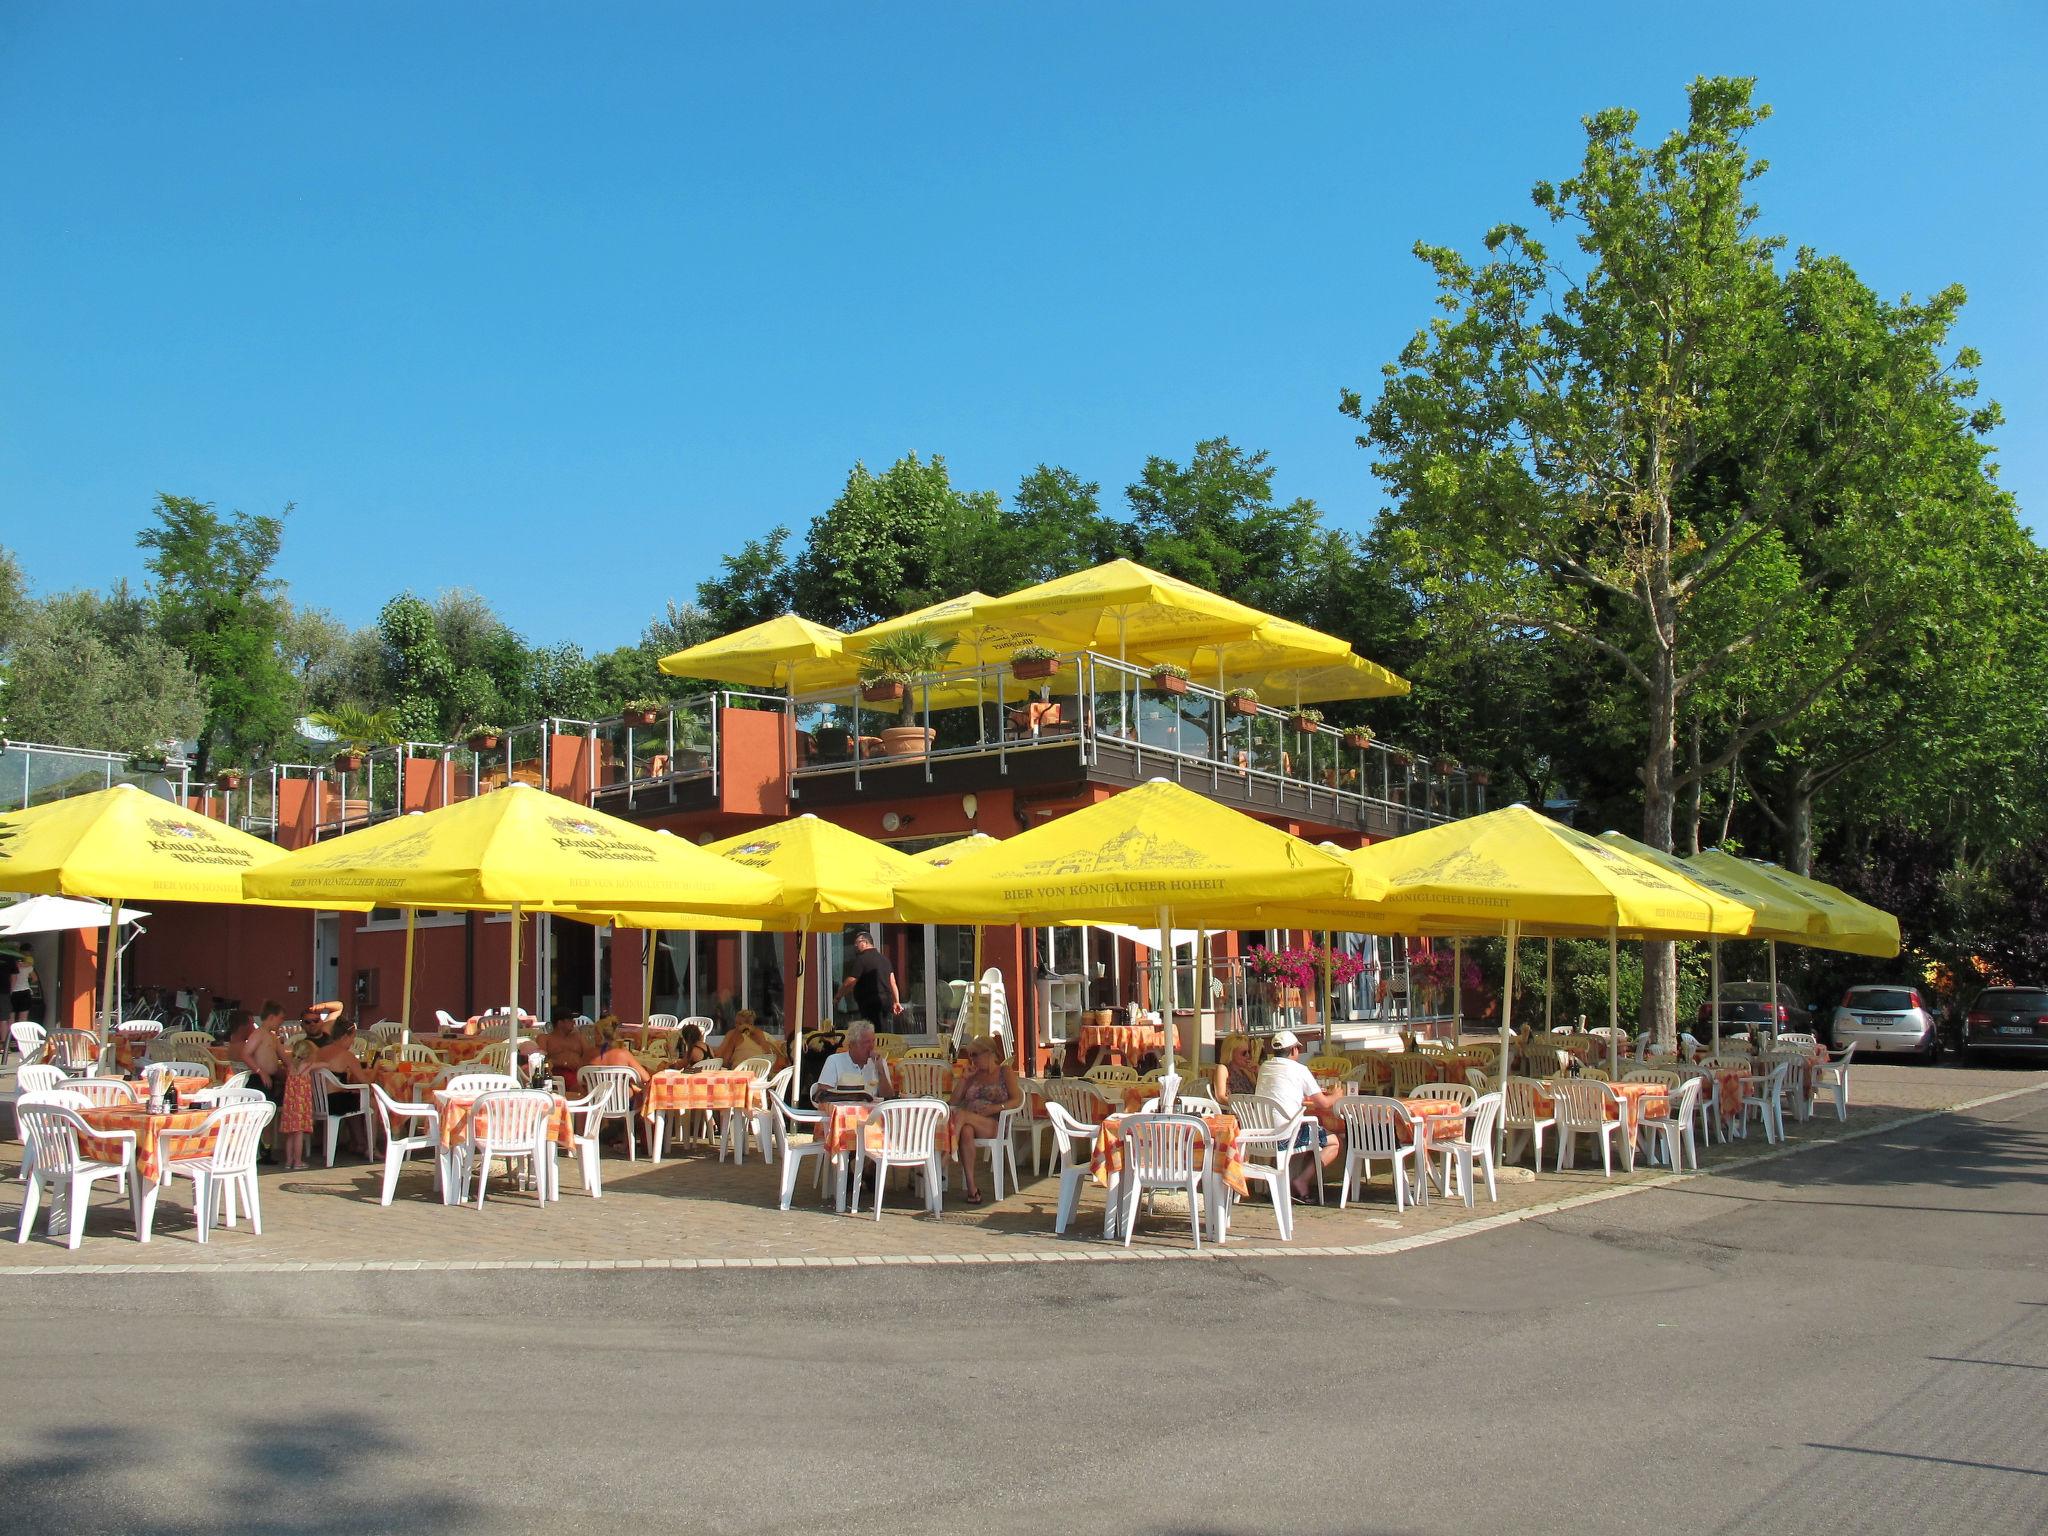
[
  {"x1": 1253, "y1": 1030, "x2": 1343, "y2": 1200},
  {"x1": 817, "y1": 1021, "x2": 896, "y2": 1099}
]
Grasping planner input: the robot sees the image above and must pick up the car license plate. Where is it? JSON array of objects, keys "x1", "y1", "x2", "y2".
[
  {"x1": 1856, "y1": 1016, "x2": 1883, "y2": 1027},
  {"x1": 1997, "y1": 1024, "x2": 2030, "y2": 1036}
]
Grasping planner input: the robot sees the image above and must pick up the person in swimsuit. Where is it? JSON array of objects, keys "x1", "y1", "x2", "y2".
[
  {"x1": 947, "y1": 1035, "x2": 1022, "y2": 1203},
  {"x1": 674, "y1": 1023, "x2": 711, "y2": 1069}
]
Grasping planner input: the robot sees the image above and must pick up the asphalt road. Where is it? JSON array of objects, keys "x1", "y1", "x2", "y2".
[{"x1": 1, "y1": 1086, "x2": 2042, "y2": 1536}]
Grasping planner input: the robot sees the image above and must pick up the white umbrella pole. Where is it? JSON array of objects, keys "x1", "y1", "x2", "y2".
[
  {"x1": 1320, "y1": 929, "x2": 1333, "y2": 1052},
  {"x1": 645, "y1": 931, "x2": 658, "y2": 1019},
  {"x1": 1767, "y1": 939, "x2": 1779, "y2": 1046},
  {"x1": 1608, "y1": 926, "x2": 1619, "y2": 1074},
  {"x1": 1711, "y1": 940, "x2": 1722, "y2": 1055},
  {"x1": 1451, "y1": 938, "x2": 1462, "y2": 1042},
  {"x1": 1498, "y1": 920, "x2": 1518, "y2": 1100},
  {"x1": 1544, "y1": 938, "x2": 1554, "y2": 1031},
  {"x1": 969, "y1": 923, "x2": 984, "y2": 1051},
  {"x1": 793, "y1": 919, "x2": 808, "y2": 1083},
  {"x1": 98, "y1": 897, "x2": 123, "y2": 1045},
  {"x1": 400, "y1": 908, "x2": 416, "y2": 1046},
  {"x1": 508, "y1": 904, "x2": 522, "y2": 1061}
]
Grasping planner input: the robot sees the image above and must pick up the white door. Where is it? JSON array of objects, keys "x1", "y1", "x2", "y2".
[{"x1": 313, "y1": 914, "x2": 342, "y2": 1006}]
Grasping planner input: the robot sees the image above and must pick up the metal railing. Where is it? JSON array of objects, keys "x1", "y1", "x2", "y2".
[
  {"x1": 782, "y1": 651, "x2": 1479, "y2": 832},
  {"x1": 0, "y1": 740, "x2": 190, "y2": 812}
]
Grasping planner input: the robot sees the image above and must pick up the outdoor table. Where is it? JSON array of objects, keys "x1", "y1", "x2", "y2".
[
  {"x1": 1077, "y1": 1020, "x2": 1172, "y2": 1064},
  {"x1": 430, "y1": 1089, "x2": 575, "y2": 1205},
  {"x1": 642, "y1": 1069, "x2": 759, "y2": 1163},
  {"x1": 77, "y1": 1102, "x2": 219, "y2": 1242},
  {"x1": 438, "y1": 1038, "x2": 503, "y2": 1064},
  {"x1": 813, "y1": 1100, "x2": 956, "y2": 1213},
  {"x1": 1705, "y1": 1067, "x2": 1748, "y2": 1130},
  {"x1": 369, "y1": 1062, "x2": 442, "y2": 1104},
  {"x1": 1090, "y1": 1112, "x2": 1247, "y2": 1239},
  {"x1": 1532, "y1": 1080, "x2": 1664, "y2": 1146}
]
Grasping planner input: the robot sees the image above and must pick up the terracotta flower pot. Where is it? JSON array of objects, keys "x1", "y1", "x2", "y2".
[
  {"x1": 332, "y1": 752, "x2": 365, "y2": 774},
  {"x1": 878, "y1": 725, "x2": 935, "y2": 758},
  {"x1": 1149, "y1": 673, "x2": 1190, "y2": 696},
  {"x1": 1287, "y1": 715, "x2": 1321, "y2": 734},
  {"x1": 214, "y1": 772, "x2": 244, "y2": 792},
  {"x1": 863, "y1": 680, "x2": 907, "y2": 704},
  {"x1": 1342, "y1": 731, "x2": 1373, "y2": 751},
  {"x1": 622, "y1": 709, "x2": 659, "y2": 728},
  {"x1": 1011, "y1": 658, "x2": 1060, "y2": 681},
  {"x1": 466, "y1": 734, "x2": 500, "y2": 752},
  {"x1": 1225, "y1": 696, "x2": 1261, "y2": 719}
]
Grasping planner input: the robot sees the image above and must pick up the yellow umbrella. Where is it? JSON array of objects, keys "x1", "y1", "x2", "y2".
[
  {"x1": 814, "y1": 594, "x2": 1047, "y2": 684},
  {"x1": 894, "y1": 780, "x2": 1373, "y2": 1078},
  {"x1": 243, "y1": 785, "x2": 781, "y2": 1045},
  {"x1": 658, "y1": 612, "x2": 845, "y2": 690},
  {"x1": 916, "y1": 832, "x2": 999, "y2": 867},
  {"x1": 0, "y1": 784, "x2": 314, "y2": 1037},
  {"x1": 972, "y1": 559, "x2": 1270, "y2": 668},
  {"x1": 1692, "y1": 851, "x2": 1898, "y2": 958},
  {"x1": 1220, "y1": 649, "x2": 1411, "y2": 706}
]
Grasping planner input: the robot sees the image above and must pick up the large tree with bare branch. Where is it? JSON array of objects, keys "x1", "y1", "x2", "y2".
[{"x1": 1345, "y1": 76, "x2": 2008, "y2": 1041}]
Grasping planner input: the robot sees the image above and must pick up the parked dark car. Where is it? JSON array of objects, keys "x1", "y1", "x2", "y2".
[
  {"x1": 1695, "y1": 981, "x2": 1814, "y2": 1040},
  {"x1": 1960, "y1": 987, "x2": 2048, "y2": 1061},
  {"x1": 1830, "y1": 984, "x2": 1942, "y2": 1063}
]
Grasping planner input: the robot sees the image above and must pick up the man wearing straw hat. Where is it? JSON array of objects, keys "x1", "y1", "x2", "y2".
[{"x1": 1254, "y1": 1031, "x2": 1342, "y2": 1200}]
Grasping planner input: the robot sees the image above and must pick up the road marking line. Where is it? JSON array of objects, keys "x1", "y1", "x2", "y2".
[{"x1": 3, "y1": 1083, "x2": 2040, "y2": 1279}]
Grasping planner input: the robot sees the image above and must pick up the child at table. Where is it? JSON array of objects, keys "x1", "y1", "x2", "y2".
[{"x1": 278, "y1": 1038, "x2": 318, "y2": 1171}]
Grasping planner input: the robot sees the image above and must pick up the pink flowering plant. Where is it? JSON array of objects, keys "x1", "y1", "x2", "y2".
[
  {"x1": 1246, "y1": 943, "x2": 1367, "y2": 991},
  {"x1": 1408, "y1": 948, "x2": 1484, "y2": 995}
]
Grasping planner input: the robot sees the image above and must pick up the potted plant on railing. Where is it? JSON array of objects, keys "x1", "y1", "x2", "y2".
[
  {"x1": 1433, "y1": 754, "x2": 1460, "y2": 776},
  {"x1": 620, "y1": 699, "x2": 662, "y2": 729},
  {"x1": 214, "y1": 767, "x2": 246, "y2": 792},
  {"x1": 1470, "y1": 767, "x2": 1491, "y2": 787},
  {"x1": 464, "y1": 723, "x2": 503, "y2": 752},
  {"x1": 1147, "y1": 662, "x2": 1190, "y2": 697},
  {"x1": 1010, "y1": 644, "x2": 1061, "y2": 682},
  {"x1": 1341, "y1": 723, "x2": 1374, "y2": 751},
  {"x1": 1223, "y1": 686, "x2": 1261, "y2": 719},
  {"x1": 1286, "y1": 706, "x2": 1325, "y2": 734},
  {"x1": 309, "y1": 705, "x2": 400, "y2": 775},
  {"x1": 859, "y1": 627, "x2": 950, "y2": 758}
]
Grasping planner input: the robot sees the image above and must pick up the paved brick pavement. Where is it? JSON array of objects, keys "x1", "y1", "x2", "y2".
[{"x1": 1, "y1": 1060, "x2": 2039, "y2": 1271}]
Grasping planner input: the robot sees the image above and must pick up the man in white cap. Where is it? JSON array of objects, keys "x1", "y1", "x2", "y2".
[{"x1": 1253, "y1": 1030, "x2": 1343, "y2": 1199}]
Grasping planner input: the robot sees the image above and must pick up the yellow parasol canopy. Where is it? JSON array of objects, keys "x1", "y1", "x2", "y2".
[
  {"x1": 1328, "y1": 804, "x2": 1756, "y2": 939},
  {"x1": 1598, "y1": 831, "x2": 1825, "y2": 941},
  {"x1": 0, "y1": 783, "x2": 296, "y2": 904},
  {"x1": 971, "y1": 558, "x2": 1271, "y2": 665},
  {"x1": 658, "y1": 612, "x2": 845, "y2": 690},
  {"x1": 915, "y1": 832, "x2": 1000, "y2": 867},
  {"x1": 1693, "y1": 850, "x2": 1900, "y2": 958},
  {"x1": 240, "y1": 784, "x2": 781, "y2": 914},
  {"x1": 809, "y1": 594, "x2": 1049, "y2": 687},
  {"x1": 1220, "y1": 648, "x2": 1411, "y2": 706},
  {"x1": 892, "y1": 779, "x2": 1373, "y2": 926}
]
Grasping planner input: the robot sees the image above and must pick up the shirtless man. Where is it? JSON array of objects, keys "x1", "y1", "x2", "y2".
[{"x1": 239, "y1": 1000, "x2": 288, "y2": 1100}]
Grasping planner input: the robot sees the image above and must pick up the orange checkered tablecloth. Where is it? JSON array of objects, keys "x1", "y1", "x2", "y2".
[
  {"x1": 1090, "y1": 1112, "x2": 1248, "y2": 1198},
  {"x1": 1400, "y1": 1098, "x2": 1469, "y2": 1151},
  {"x1": 439, "y1": 1038, "x2": 506, "y2": 1064},
  {"x1": 641, "y1": 1070, "x2": 756, "y2": 1119},
  {"x1": 814, "y1": 1100, "x2": 956, "y2": 1160},
  {"x1": 1077, "y1": 1022, "x2": 1174, "y2": 1062},
  {"x1": 1532, "y1": 1081, "x2": 1667, "y2": 1138},
  {"x1": 370, "y1": 1063, "x2": 443, "y2": 1104},
  {"x1": 77, "y1": 1103, "x2": 218, "y2": 1182},
  {"x1": 431, "y1": 1091, "x2": 575, "y2": 1152}
]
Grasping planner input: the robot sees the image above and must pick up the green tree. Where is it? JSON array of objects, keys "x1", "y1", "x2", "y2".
[
  {"x1": 0, "y1": 547, "x2": 25, "y2": 648},
  {"x1": 375, "y1": 594, "x2": 456, "y2": 741},
  {"x1": 1347, "y1": 77, "x2": 2006, "y2": 1041},
  {"x1": 1125, "y1": 438, "x2": 1324, "y2": 617},
  {"x1": 0, "y1": 590, "x2": 207, "y2": 752},
  {"x1": 1002, "y1": 465, "x2": 1125, "y2": 589},
  {"x1": 591, "y1": 600, "x2": 716, "y2": 710},
  {"x1": 789, "y1": 453, "x2": 1003, "y2": 626},
  {"x1": 138, "y1": 494, "x2": 298, "y2": 773},
  {"x1": 697, "y1": 526, "x2": 796, "y2": 631}
]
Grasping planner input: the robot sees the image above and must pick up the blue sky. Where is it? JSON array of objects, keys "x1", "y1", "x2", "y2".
[{"x1": 3, "y1": 3, "x2": 2041, "y2": 651}]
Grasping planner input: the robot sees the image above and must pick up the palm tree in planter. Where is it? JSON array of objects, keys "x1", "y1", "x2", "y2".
[
  {"x1": 858, "y1": 627, "x2": 951, "y2": 758},
  {"x1": 309, "y1": 704, "x2": 402, "y2": 774}
]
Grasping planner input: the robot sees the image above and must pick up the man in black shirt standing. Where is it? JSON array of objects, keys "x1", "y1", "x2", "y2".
[{"x1": 836, "y1": 931, "x2": 903, "y2": 1028}]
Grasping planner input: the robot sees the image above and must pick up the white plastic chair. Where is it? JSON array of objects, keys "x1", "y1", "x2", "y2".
[
  {"x1": 953, "y1": 1090, "x2": 1024, "y2": 1203},
  {"x1": 45, "y1": 1029, "x2": 101, "y2": 1077},
  {"x1": 1815, "y1": 1043, "x2": 1855, "y2": 1121},
  {"x1": 16, "y1": 1100, "x2": 133, "y2": 1249},
  {"x1": 152, "y1": 1059, "x2": 215, "y2": 1084},
  {"x1": 578, "y1": 1066, "x2": 642, "y2": 1162},
  {"x1": 10, "y1": 1021, "x2": 48, "y2": 1064},
  {"x1": 457, "y1": 1090, "x2": 555, "y2": 1208},
  {"x1": 765, "y1": 1072, "x2": 831, "y2": 1211},
  {"x1": 1407, "y1": 1082, "x2": 1478, "y2": 1107},
  {"x1": 1740, "y1": 1061, "x2": 1790, "y2": 1144},
  {"x1": 433, "y1": 1009, "x2": 465, "y2": 1034},
  {"x1": 1434, "y1": 1092, "x2": 1502, "y2": 1207},
  {"x1": 1220, "y1": 1093, "x2": 1306, "y2": 1241},
  {"x1": 369, "y1": 1084, "x2": 442, "y2": 1205},
  {"x1": 555, "y1": 1087, "x2": 606, "y2": 1200},
  {"x1": 850, "y1": 1098, "x2": 947, "y2": 1220},
  {"x1": 1042, "y1": 1101, "x2": 1103, "y2": 1235},
  {"x1": 311, "y1": 1068, "x2": 377, "y2": 1167},
  {"x1": 1550, "y1": 1079, "x2": 1634, "y2": 1175},
  {"x1": 1638, "y1": 1077, "x2": 1703, "y2": 1170},
  {"x1": 150, "y1": 1031, "x2": 217, "y2": 1062},
  {"x1": 1083, "y1": 1063, "x2": 1138, "y2": 1085},
  {"x1": 116, "y1": 1019, "x2": 164, "y2": 1044},
  {"x1": 1335, "y1": 1095, "x2": 1424, "y2": 1212},
  {"x1": 1114, "y1": 1113, "x2": 1216, "y2": 1249},
  {"x1": 5, "y1": 1062, "x2": 68, "y2": 1149},
  {"x1": 365, "y1": 1020, "x2": 405, "y2": 1044},
  {"x1": 391, "y1": 1042, "x2": 445, "y2": 1065},
  {"x1": 647, "y1": 1012, "x2": 680, "y2": 1030},
  {"x1": 1169, "y1": 1092, "x2": 1222, "y2": 1118},
  {"x1": 55, "y1": 1075, "x2": 138, "y2": 1109},
  {"x1": 893, "y1": 1058, "x2": 949, "y2": 1098},
  {"x1": 159, "y1": 1100, "x2": 273, "y2": 1242},
  {"x1": 445, "y1": 1072, "x2": 518, "y2": 1093}
]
